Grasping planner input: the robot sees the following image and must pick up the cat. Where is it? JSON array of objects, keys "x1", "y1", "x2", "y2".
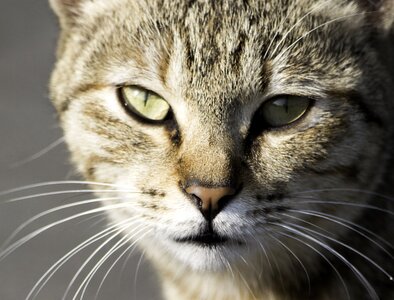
[{"x1": 44, "y1": 0, "x2": 394, "y2": 299}]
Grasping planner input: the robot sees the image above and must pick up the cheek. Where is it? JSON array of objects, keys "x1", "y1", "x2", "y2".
[
  {"x1": 247, "y1": 119, "x2": 364, "y2": 186},
  {"x1": 248, "y1": 133, "x2": 326, "y2": 185},
  {"x1": 249, "y1": 121, "x2": 384, "y2": 206},
  {"x1": 62, "y1": 94, "x2": 178, "y2": 178}
]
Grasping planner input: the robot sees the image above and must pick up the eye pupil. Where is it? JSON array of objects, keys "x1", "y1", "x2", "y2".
[{"x1": 143, "y1": 91, "x2": 149, "y2": 106}]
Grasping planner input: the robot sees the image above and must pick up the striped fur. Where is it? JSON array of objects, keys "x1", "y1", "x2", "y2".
[{"x1": 50, "y1": 0, "x2": 394, "y2": 299}]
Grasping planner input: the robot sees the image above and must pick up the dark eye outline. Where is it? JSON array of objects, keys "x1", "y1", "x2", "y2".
[
  {"x1": 248, "y1": 95, "x2": 314, "y2": 136},
  {"x1": 117, "y1": 85, "x2": 174, "y2": 125}
]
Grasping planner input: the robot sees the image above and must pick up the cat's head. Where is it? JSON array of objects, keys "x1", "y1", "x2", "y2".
[{"x1": 49, "y1": 0, "x2": 393, "y2": 275}]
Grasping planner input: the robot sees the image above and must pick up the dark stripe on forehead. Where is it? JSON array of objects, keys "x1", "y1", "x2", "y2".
[
  {"x1": 230, "y1": 31, "x2": 247, "y2": 68},
  {"x1": 157, "y1": 33, "x2": 174, "y2": 88},
  {"x1": 183, "y1": 33, "x2": 195, "y2": 73}
]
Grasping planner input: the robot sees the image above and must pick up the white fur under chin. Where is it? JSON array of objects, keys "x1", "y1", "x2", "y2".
[
  {"x1": 140, "y1": 237, "x2": 275, "y2": 300},
  {"x1": 161, "y1": 239, "x2": 250, "y2": 272}
]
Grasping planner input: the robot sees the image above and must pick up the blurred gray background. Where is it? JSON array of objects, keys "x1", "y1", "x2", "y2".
[{"x1": 0, "y1": 1, "x2": 159, "y2": 299}]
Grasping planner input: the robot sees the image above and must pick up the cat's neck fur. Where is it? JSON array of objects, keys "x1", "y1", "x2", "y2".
[{"x1": 158, "y1": 262, "x2": 273, "y2": 300}]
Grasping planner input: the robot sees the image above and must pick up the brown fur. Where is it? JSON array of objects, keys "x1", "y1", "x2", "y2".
[{"x1": 49, "y1": 0, "x2": 394, "y2": 299}]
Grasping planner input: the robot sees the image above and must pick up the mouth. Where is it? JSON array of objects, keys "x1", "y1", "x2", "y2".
[{"x1": 175, "y1": 231, "x2": 243, "y2": 248}]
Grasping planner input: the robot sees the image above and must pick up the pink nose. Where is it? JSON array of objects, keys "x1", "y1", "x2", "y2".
[{"x1": 185, "y1": 186, "x2": 236, "y2": 220}]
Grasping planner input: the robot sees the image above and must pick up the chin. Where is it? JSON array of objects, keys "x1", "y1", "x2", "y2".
[{"x1": 157, "y1": 237, "x2": 251, "y2": 272}]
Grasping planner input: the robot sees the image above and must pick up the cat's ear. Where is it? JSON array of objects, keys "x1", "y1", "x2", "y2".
[
  {"x1": 355, "y1": 0, "x2": 394, "y2": 33},
  {"x1": 49, "y1": 0, "x2": 83, "y2": 27}
]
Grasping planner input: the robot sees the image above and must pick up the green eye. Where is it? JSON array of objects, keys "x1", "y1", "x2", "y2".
[
  {"x1": 120, "y1": 86, "x2": 170, "y2": 122},
  {"x1": 261, "y1": 95, "x2": 311, "y2": 127}
]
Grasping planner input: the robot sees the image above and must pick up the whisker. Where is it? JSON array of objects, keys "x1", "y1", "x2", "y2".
[
  {"x1": 225, "y1": 259, "x2": 235, "y2": 280},
  {"x1": 275, "y1": 11, "x2": 373, "y2": 63},
  {"x1": 239, "y1": 255, "x2": 249, "y2": 267},
  {"x1": 268, "y1": 233, "x2": 311, "y2": 294},
  {"x1": 286, "y1": 222, "x2": 393, "y2": 280},
  {"x1": 0, "y1": 181, "x2": 133, "y2": 197},
  {"x1": 238, "y1": 270, "x2": 257, "y2": 300},
  {"x1": 281, "y1": 210, "x2": 334, "y2": 237},
  {"x1": 271, "y1": 222, "x2": 379, "y2": 300},
  {"x1": 26, "y1": 217, "x2": 139, "y2": 300},
  {"x1": 276, "y1": 230, "x2": 350, "y2": 300},
  {"x1": 1, "y1": 196, "x2": 132, "y2": 249},
  {"x1": 71, "y1": 225, "x2": 149, "y2": 300},
  {"x1": 291, "y1": 188, "x2": 394, "y2": 202},
  {"x1": 94, "y1": 232, "x2": 150, "y2": 300},
  {"x1": 297, "y1": 209, "x2": 394, "y2": 250},
  {"x1": 133, "y1": 250, "x2": 146, "y2": 300},
  {"x1": 61, "y1": 222, "x2": 143, "y2": 300},
  {"x1": 0, "y1": 203, "x2": 135, "y2": 262},
  {"x1": 77, "y1": 213, "x2": 109, "y2": 230},
  {"x1": 292, "y1": 198, "x2": 394, "y2": 216},
  {"x1": 1, "y1": 189, "x2": 140, "y2": 204},
  {"x1": 263, "y1": 237, "x2": 286, "y2": 294},
  {"x1": 262, "y1": 2, "x2": 302, "y2": 60},
  {"x1": 286, "y1": 209, "x2": 393, "y2": 258},
  {"x1": 269, "y1": 1, "x2": 329, "y2": 59},
  {"x1": 251, "y1": 235, "x2": 273, "y2": 273},
  {"x1": 10, "y1": 137, "x2": 65, "y2": 169}
]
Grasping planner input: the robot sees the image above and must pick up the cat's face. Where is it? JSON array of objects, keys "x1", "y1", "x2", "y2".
[{"x1": 50, "y1": 0, "x2": 393, "y2": 274}]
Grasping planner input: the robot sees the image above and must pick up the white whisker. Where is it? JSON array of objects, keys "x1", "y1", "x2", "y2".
[
  {"x1": 77, "y1": 213, "x2": 109, "y2": 230},
  {"x1": 10, "y1": 137, "x2": 65, "y2": 168},
  {"x1": 292, "y1": 188, "x2": 394, "y2": 202},
  {"x1": 1, "y1": 196, "x2": 132, "y2": 249},
  {"x1": 286, "y1": 209, "x2": 393, "y2": 258},
  {"x1": 264, "y1": 238, "x2": 286, "y2": 293},
  {"x1": 263, "y1": 4, "x2": 297, "y2": 60},
  {"x1": 2, "y1": 189, "x2": 139, "y2": 204},
  {"x1": 268, "y1": 233, "x2": 311, "y2": 294},
  {"x1": 287, "y1": 222, "x2": 393, "y2": 280},
  {"x1": 272, "y1": 222, "x2": 379, "y2": 300},
  {"x1": 72, "y1": 226, "x2": 149, "y2": 300},
  {"x1": 225, "y1": 259, "x2": 235, "y2": 280},
  {"x1": 281, "y1": 210, "x2": 334, "y2": 237},
  {"x1": 94, "y1": 230, "x2": 152, "y2": 300},
  {"x1": 274, "y1": 12, "x2": 371, "y2": 63},
  {"x1": 250, "y1": 234, "x2": 273, "y2": 272},
  {"x1": 276, "y1": 231, "x2": 350, "y2": 300},
  {"x1": 269, "y1": 1, "x2": 329, "y2": 60},
  {"x1": 293, "y1": 199, "x2": 394, "y2": 216},
  {"x1": 26, "y1": 217, "x2": 140, "y2": 300},
  {"x1": 239, "y1": 270, "x2": 257, "y2": 300},
  {"x1": 94, "y1": 230, "x2": 146, "y2": 299},
  {"x1": 300, "y1": 209, "x2": 393, "y2": 250},
  {"x1": 252, "y1": 236, "x2": 273, "y2": 273},
  {"x1": 0, "y1": 203, "x2": 135, "y2": 262},
  {"x1": 133, "y1": 250, "x2": 146, "y2": 300},
  {"x1": 61, "y1": 222, "x2": 142, "y2": 300},
  {"x1": 0, "y1": 181, "x2": 133, "y2": 197}
]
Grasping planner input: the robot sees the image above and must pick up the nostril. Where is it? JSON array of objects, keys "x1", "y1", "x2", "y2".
[
  {"x1": 185, "y1": 186, "x2": 235, "y2": 208},
  {"x1": 184, "y1": 185, "x2": 238, "y2": 221},
  {"x1": 189, "y1": 193, "x2": 203, "y2": 210}
]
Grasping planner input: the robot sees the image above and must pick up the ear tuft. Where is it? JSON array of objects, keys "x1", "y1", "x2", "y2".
[
  {"x1": 49, "y1": 0, "x2": 83, "y2": 27},
  {"x1": 355, "y1": 0, "x2": 394, "y2": 33},
  {"x1": 379, "y1": 0, "x2": 394, "y2": 32}
]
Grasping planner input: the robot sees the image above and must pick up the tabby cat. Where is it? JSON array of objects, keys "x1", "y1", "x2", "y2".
[{"x1": 47, "y1": 0, "x2": 394, "y2": 299}]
